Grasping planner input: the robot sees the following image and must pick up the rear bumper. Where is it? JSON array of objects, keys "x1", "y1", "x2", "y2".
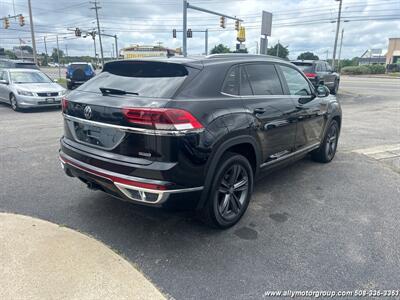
[{"x1": 59, "y1": 150, "x2": 203, "y2": 206}]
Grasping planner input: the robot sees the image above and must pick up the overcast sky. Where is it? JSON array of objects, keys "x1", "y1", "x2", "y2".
[{"x1": 1, "y1": 0, "x2": 399, "y2": 59}]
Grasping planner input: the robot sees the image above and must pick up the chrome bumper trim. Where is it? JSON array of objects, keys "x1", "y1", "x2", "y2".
[
  {"x1": 63, "y1": 114, "x2": 204, "y2": 136},
  {"x1": 59, "y1": 152, "x2": 203, "y2": 204}
]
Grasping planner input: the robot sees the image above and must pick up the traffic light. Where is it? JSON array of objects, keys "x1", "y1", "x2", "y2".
[
  {"x1": 3, "y1": 18, "x2": 10, "y2": 29},
  {"x1": 187, "y1": 29, "x2": 192, "y2": 38},
  {"x1": 220, "y1": 16, "x2": 225, "y2": 28},
  {"x1": 235, "y1": 20, "x2": 240, "y2": 31},
  {"x1": 74, "y1": 27, "x2": 81, "y2": 37},
  {"x1": 173, "y1": 29, "x2": 177, "y2": 38},
  {"x1": 18, "y1": 15, "x2": 25, "y2": 26},
  {"x1": 237, "y1": 26, "x2": 246, "y2": 43}
]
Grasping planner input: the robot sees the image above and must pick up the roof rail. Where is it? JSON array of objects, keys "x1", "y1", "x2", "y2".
[{"x1": 205, "y1": 53, "x2": 285, "y2": 60}]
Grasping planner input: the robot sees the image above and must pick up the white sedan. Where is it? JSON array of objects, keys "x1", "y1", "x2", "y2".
[{"x1": 0, "y1": 68, "x2": 66, "y2": 111}]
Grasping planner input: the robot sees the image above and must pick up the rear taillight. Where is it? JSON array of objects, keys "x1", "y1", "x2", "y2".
[
  {"x1": 304, "y1": 72, "x2": 317, "y2": 79},
  {"x1": 61, "y1": 97, "x2": 68, "y2": 113},
  {"x1": 122, "y1": 108, "x2": 203, "y2": 131}
]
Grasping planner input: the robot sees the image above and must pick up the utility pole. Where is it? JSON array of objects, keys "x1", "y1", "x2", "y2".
[
  {"x1": 326, "y1": 49, "x2": 329, "y2": 60},
  {"x1": 332, "y1": 0, "x2": 343, "y2": 69},
  {"x1": 56, "y1": 35, "x2": 61, "y2": 79},
  {"x1": 91, "y1": 1, "x2": 104, "y2": 66},
  {"x1": 114, "y1": 35, "x2": 118, "y2": 59},
  {"x1": 338, "y1": 28, "x2": 344, "y2": 72},
  {"x1": 43, "y1": 36, "x2": 48, "y2": 57},
  {"x1": 276, "y1": 40, "x2": 280, "y2": 57},
  {"x1": 27, "y1": 0, "x2": 37, "y2": 64},
  {"x1": 204, "y1": 29, "x2": 208, "y2": 55}
]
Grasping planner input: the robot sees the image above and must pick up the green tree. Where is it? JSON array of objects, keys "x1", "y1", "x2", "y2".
[
  {"x1": 51, "y1": 48, "x2": 64, "y2": 63},
  {"x1": 297, "y1": 51, "x2": 319, "y2": 60},
  {"x1": 210, "y1": 44, "x2": 231, "y2": 54},
  {"x1": 267, "y1": 42, "x2": 289, "y2": 59},
  {"x1": 5, "y1": 50, "x2": 17, "y2": 59}
]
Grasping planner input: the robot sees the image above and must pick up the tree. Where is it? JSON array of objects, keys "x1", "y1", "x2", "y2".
[
  {"x1": 51, "y1": 48, "x2": 64, "y2": 63},
  {"x1": 5, "y1": 50, "x2": 17, "y2": 59},
  {"x1": 297, "y1": 51, "x2": 319, "y2": 60},
  {"x1": 210, "y1": 44, "x2": 231, "y2": 54},
  {"x1": 20, "y1": 45, "x2": 33, "y2": 54},
  {"x1": 267, "y1": 42, "x2": 289, "y2": 59}
]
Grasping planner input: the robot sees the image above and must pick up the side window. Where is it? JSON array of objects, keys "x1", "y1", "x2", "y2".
[
  {"x1": 222, "y1": 65, "x2": 239, "y2": 95},
  {"x1": 320, "y1": 63, "x2": 326, "y2": 72},
  {"x1": 326, "y1": 63, "x2": 332, "y2": 72},
  {"x1": 245, "y1": 64, "x2": 283, "y2": 95},
  {"x1": 239, "y1": 67, "x2": 252, "y2": 95},
  {"x1": 0, "y1": 71, "x2": 4, "y2": 80},
  {"x1": 315, "y1": 64, "x2": 321, "y2": 72},
  {"x1": 280, "y1": 65, "x2": 312, "y2": 96}
]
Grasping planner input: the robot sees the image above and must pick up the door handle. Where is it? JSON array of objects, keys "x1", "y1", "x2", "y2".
[{"x1": 253, "y1": 108, "x2": 266, "y2": 114}]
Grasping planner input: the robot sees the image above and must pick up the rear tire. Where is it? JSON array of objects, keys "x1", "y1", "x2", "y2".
[
  {"x1": 67, "y1": 82, "x2": 73, "y2": 90},
  {"x1": 311, "y1": 120, "x2": 339, "y2": 163},
  {"x1": 200, "y1": 152, "x2": 254, "y2": 229},
  {"x1": 10, "y1": 94, "x2": 21, "y2": 112}
]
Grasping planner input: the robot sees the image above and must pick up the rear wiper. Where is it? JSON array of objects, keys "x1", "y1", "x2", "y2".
[{"x1": 99, "y1": 87, "x2": 139, "y2": 96}]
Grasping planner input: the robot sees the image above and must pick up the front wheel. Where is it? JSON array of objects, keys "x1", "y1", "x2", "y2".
[
  {"x1": 10, "y1": 94, "x2": 21, "y2": 112},
  {"x1": 311, "y1": 120, "x2": 339, "y2": 163},
  {"x1": 201, "y1": 152, "x2": 254, "y2": 229}
]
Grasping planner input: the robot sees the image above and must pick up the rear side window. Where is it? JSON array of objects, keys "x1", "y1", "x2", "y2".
[
  {"x1": 244, "y1": 64, "x2": 283, "y2": 95},
  {"x1": 77, "y1": 61, "x2": 195, "y2": 98},
  {"x1": 222, "y1": 65, "x2": 239, "y2": 95}
]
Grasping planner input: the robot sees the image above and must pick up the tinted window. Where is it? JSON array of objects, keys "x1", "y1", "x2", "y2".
[
  {"x1": 319, "y1": 63, "x2": 326, "y2": 72},
  {"x1": 292, "y1": 62, "x2": 314, "y2": 73},
  {"x1": 245, "y1": 64, "x2": 283, "y2": 95},
  {"x1": 280, "y1": 65, "x2": 312, "y2": 96},
  {"x1": 69, "y1": 64, "x2": 91, "y2": 71},
  {"x1": 222, "y1": 65, "x2": 239, "y2": 95},
  {"x1": 78, "y1": 61, "x2": 193, "y2": 98},
  {"x1": 15, "y1": 63, "x2": 39, "y2": 70},
  {"x1": 240, "y1": 67, "x2": 252, "y2": 95}
]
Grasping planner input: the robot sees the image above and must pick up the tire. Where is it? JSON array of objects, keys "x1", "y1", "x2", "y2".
[
  {"x1": 311, "y1": 120, "x2": 339, "y2": 163},
  {"x1": 10, "y1": 94, "x2": 21, "y2": 112},
  {"x1": 67, "y1": 82, "x2": 73, "y2": 90},
  {"x1": 331, "y1": 79, "x2": 339, "y2": 95},
  {"x1": 200, "y1": 152, "x2": 254, "y2": 229}
]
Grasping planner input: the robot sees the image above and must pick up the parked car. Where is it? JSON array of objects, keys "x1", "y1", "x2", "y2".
[
  {"x1": 0, "y1": 68, "x2": 66, "y2": 111},
  {"x1": 291, "y1": 60, "x2": 340, "y2": 94},
  {"x1": 66, "y1": 62, "x2": 96, "y2": 90},
  {"x1": 59, "y1": 55, "x2": 342, "y2": 228},
  {"x1": 0, "y1": 59, "x2": 39, "y2": 70}
]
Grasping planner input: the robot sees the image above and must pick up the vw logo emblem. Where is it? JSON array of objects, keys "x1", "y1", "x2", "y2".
[
  {"x1": 47, "y1": 93, "x2": 51, "y2": 96},
  {"x1": 84, "y1": 106, "x2": 92, "y2": 120}
]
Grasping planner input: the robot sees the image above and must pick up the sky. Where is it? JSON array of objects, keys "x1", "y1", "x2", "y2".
[{"x1": 1, "y1": 0, "x2": 399, "y2": 60}]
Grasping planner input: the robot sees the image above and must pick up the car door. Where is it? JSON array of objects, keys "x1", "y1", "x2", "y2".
[
  {"x1": 278, "y1": 64, "x2": 328, "y2": 150},
  {"x1": 239, "y1": 63, "x2": 297, "y2": 163},
  {"x1": 0, "y1": 70, "x2": 10, "y2": 102}
]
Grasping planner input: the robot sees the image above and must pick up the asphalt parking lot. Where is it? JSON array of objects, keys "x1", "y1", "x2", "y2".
[{"x1": 0, "y1": 76, "x2": 399, "y2": 299}]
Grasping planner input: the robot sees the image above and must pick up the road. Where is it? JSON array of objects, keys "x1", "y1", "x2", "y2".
[{"x1": 0, "y1": 76, "x2": 399, "y2": 299}]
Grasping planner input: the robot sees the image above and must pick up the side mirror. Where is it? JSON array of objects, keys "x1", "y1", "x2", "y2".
[
  {"x1": 0, "y1": 79, "x2": 9, "y2": 85},
  {"x1": 316, "y1": 85, "x2": 330, "y2": 97}
]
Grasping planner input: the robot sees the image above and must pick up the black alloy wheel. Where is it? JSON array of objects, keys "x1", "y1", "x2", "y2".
[{"x1": 311, "y1": 120, "x2": 339, "y2": 163}]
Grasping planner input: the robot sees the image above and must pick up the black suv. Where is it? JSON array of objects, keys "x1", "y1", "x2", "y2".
[
  {"x1": 291, "y1": 60, "x2": 340, "y2": 95},
  {"x1": 66, "y1": 62, "x2": 96, "y2": 89},
  {"x1": 59, "y1": 55, "x2": 342, "y2": 228}
]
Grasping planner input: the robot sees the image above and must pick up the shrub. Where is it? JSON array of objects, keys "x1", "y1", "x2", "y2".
[{"x1": 341, "y1": 64, "x2": 386, "y2": 75}]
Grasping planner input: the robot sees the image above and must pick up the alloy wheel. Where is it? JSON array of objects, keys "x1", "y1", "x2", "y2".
[
  {"x1": 10, "y1": 95, "x2": 18, "y2": 111},
  {"x1": 325, "y1": 124, "x2": 338, "y2": 160},
  {"x1": 216, "y1": 164, "x2": 249, "y2": 221}
]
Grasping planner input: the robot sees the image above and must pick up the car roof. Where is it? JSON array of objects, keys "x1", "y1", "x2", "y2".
[
  {"x1": 109, "y1": 54, "x2": 293, "y2": 69},
  {"x1": 6, "y1": 68, "x2": 41, "y2": 72},
  {"x1": 291, "y1": 60, "x2": 326, "y2": 64}
]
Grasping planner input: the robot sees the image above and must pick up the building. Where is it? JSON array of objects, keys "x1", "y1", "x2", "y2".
[
  {"x1": 386, "y1": 38, "x2": 400, "y2": 65},
  {"x1": 120, "y1": 45, "x2": 181, "y2": 59},
  {"x1": 358, "y1": 49, "x2": 386, "y2": 65}
]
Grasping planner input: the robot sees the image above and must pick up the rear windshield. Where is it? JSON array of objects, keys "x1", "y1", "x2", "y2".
[
  {"x1": 69, "y1": 64, "x2": 91, "y2": 71},
  {"x1": 15, "y1": 63, "x2": 39, "y2": 70},
  {"x1": 292, "y1": 62, "x2": 314, "y2": 73},
  {"x1": 77, "y1": 61, "x2": 193, "y2": 98}
]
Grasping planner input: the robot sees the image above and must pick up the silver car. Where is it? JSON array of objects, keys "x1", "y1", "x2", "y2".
[{"x1": 0, "y1": 68, "x2": 66, "y2": 111}]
